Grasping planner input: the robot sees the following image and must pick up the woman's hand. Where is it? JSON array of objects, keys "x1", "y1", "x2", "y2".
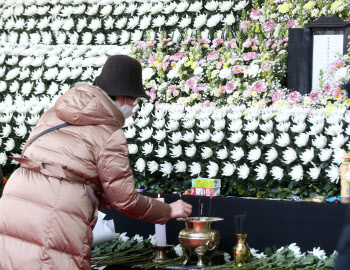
[{"x1": 169, "y1": 200, "x2": 192, "y2": 219}]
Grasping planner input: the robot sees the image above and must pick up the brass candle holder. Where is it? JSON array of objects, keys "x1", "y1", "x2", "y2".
[
  {"x1": 233, "y1": 234, "x2": 250, "y2": 267},
  {"x1": 152, "y1": 245, "x2": 173, "y2": 262}
]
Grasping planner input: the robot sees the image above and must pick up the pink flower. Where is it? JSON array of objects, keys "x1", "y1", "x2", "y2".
[
  {"x1": 182, "y1": 37, "x2": 196, "y2": 45},
  {"x1": 185, "y1": 77, "x2": 198, "y2": 88},
  {"x1": 162, "y1": 38, "x2": 171, "y2": 44},
  {"x1": 263, "y1": 19, "x2": 275, "y2": 32},
  {"x1": 207, "y1": 51, "x2": 219, "y2": 61},
  {"x1": 287, "y1": 91, "x2": 302, "y2": 104},
  {"x1": 242, "y1": 38, "x2": 253, "y2": 48},
  {"x1": 198, "y1": 38, "x2": 210, "y2": 44},
  {"x1": 229, "y1": 38, "x2": 237, "y2": 48},
  {"x1": 213, "y1": 38, "x2": 224, "y2": 45},
  {"x1": 216, "y1": 60, "x2": 224, "y2": 69},
  {"x1": 252, "y1": 81, "x2": 268, "y2": 93},
  {"x1": 261, "y1": 61, "x2": 271, "y2": 71},
  {"x1": 171, "y1": 52, "x2": 186, "y2": 61},
  {"x1": 148, "y1": 54, "x2": 157, "y2": 64},
  {"x1": 240, "y1": 21, "x2": 251, "y2": 32},
  {"x1": 309, "y1": 90, "x2": 319, "y2": 101},
  {"x1": 265, "y1": 39, "x2": 274, "y2": 47},
  {"x1": 199, "y1": 59, "x2": 206, "y2": 65},
  {"x1": 286, "y1": 18, "x2": 297, "y2": 28},
  {"x1": 346, "y1": 18, "x2": 350, "y2": 23},
  {"x1": 233, "y1": 65, "x2": 245, "y2": 74},
  {"x1": 272, "y1": 90, "x2": 284, "y2": 102},
  {"x1": 217, "y1": 86, "x2": 226, "y2": 94},
  {"x1": 249, "y1": 9, "x2": 262, "y2": 20},
  {"x1": 226, "y1": 80, "x2": 235, "y2": 94},
  {"x1": 323, "y1": 83, "x2": 333, "y2": 95},
  {"x1": 243, "y1": 52, "x2": 257, "y2": 61}
]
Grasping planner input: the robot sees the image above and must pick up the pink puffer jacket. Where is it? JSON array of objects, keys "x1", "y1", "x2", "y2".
[{"x1": 0, "y1": 83, "x2": 170, "y2": 270}]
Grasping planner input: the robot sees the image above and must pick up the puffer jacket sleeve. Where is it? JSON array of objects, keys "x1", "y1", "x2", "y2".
[{"x1": 96, "y1": 129, "x2": 171, "y2": 224}]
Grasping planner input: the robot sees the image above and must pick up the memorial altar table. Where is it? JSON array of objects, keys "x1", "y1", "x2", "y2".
[{"x1": 102, "y1": 193, "x2": 348, "y2": 260}]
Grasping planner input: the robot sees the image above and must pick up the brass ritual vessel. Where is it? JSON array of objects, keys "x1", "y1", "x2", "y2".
[
  {"x1": 233, "y1": 234, "x2": 250, "y2": 267},
  {"x1": 177, "y1": 217, "x2": 223, "y2": 268},
  {"x1": 152, "y1": 245, "x2": 173, "y2": 263}
]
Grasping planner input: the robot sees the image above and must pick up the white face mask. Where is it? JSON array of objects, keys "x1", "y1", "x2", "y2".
[{"x1": 117, "y1": 97, "x2": 133, "y2": 119}]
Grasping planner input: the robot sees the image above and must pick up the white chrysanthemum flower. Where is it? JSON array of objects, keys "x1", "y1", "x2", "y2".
[
  {"x1": 0, "y1": 67, "x2": 6, "y2": 78},
  {"x1": 141, "y1": 143, "x2": 153, "y2": 155},
  {"x1": 137, "y1": 2, "x2": 152, "y2": 15},
  {"x1": 196, "y1": 129, "x2": 211, "y2": 143},
  {"x1": 0, "y1": 81, "x2": 7, "y2": 92},
  {"x1": 106, "y1": 32, "x2": 118, "y2": 44},
  {"x1": 217, "y1": 147, "x2": 228, "y2": 160},
  {"x1": 189, "y1": 162, "x2": 202, "y2": 176},
  {"x1": 152, "y1": 118, "x2": 165, "y2": 130},
  {"x1": 231, "y1": 147, "x2": 244, "y2": 161},
  {"x1": 250, "y1": 248, "x2": 267, "y2": 259},
  {"x1": 276, "y1": 133, "x2": 290, "y2": 147},
  {"x1": 120, "y1": 30, "x2": 130, "y2": 44},
  {"x1": 169, "y1": 132, "x2": 181, "y2": 145},
  {"x1": 207, "y1": 161, "x2": 219, "y2": 178},
  {"x1": 100, "y1": 5, "x2": 112, "y2": 17},
  {"x1": 95, "y1": 33, "x2": 105, "y2": 44},
  {"x1": 283, "y1": 147, "x2": 297, "y2": 164},
  {"x1": 330, "y1": 134, "x2": 348, "y2": 149},
  {"x1": 312, "y1": 134, "x2": 327, "y2": 149},
  {"x1": 220, "y1": 1, "x2": 234, "y2": 11},
  {"x1": 131, "y1": 30, "x2": 143, "y2": 43},
  {"x1": 76, "y1": 17, "x2": 87, "y2": 32},
  {"x1": 308, "y1": 247, "x2": 327, "y2": 260},
  {"x1": 88, "y1": 18, "x2": 102, "y2": 31},
  {"x1": 153, "y1": 129, "x2": 166, "y2": 142},
  {"x1": 1, "y1": 124, "x2": 12, "y2": 138},
  {"x1": 333, "y1": 148, "x2": 345, "y2": 165},
  {"x1": 300, "y1": 148, "x2": 314, "y2": 164},
  {"x1": 228, "y1": 119, "x2": 243, "y2": 132},
  {"x1": 150, "y1": 1, "x2": 164, "y2": 14},
  {"x1": 185, "y1": 144, "x2": 197, "y2": 157},
  {"x1": 176, "y1": 1, "x2": 189, "y2": 12},
  {"x1": 248, "y1": 147, "x2": 261, "y2": 163},
  {"x1": 139, "y1": 15, "x2": 152, "y2": 30},
  {"x1": 14, "y1": 124, "x2": 27, "y2": 138},
  {"x1": 9, "y1": 81, "x2": 20, "y2": 93},
  {"x1": 308, "y1": 167, "x2": 320, "y2": 180},
  {"x1": 152, "y1": 15, "x2": 166, "y2": 28},
  {"x1": 135, "y1": 158, "x2": 146, "y2": 172},
  {"x1": 160, "y1": 162, "x2": 173, "y2": 177},
  {"x1": 183, "y1": 119, "x2": 196, "y2": 129},
  {"x1": 104, "y1": 17, "x2": 115, "y2": 30},
  {"x1": 233, "y1": 0, "x2": 249, "y2": 10},
  {"x1": 255, "y1": 164, "x2": 267, "y2": 180},
  {"x1": 174, "y1": 161, "x2": 187, "y2": 173},
  {"x1": 114, "y1": 3, "x2": 126, "y2": 15},
  {"x1": 174, "y1": 244, "x2": 184, "y2": 257},
  {"x1": 309, "y1": 123, "x2": 324, "y2": 135},
  {"x1": 246, "y1": 132, "x2": 259, "y2": 145},
  {"x1": 237, "y1": 164, "x2": 250, "y2": 179},
  {"x1": 127, "y1": 16, "x2": 139, "y2": 29},
  {"x1": 6, "y1": 68, "x2": 20, "y2": 80},
  {"x1": 166, "y1": 120, "x2": 179, "y2": 132},
  {"x1": 115, "y1": 17, "x2": 128, "y2": 29},
  {"x1": 139, "y1": 127, "x2": 153, "y2": 141},
  {"x1": 0, "y1": 152, "x2": 7, "y2": 165},
  {"x1": 213, "y1": 119, "x2": 225, "y2": 131},
  {"x1": 260, "y1": 132, "x2": 274, "y2": 145},
  {"x1": 125, "y1": 3, "x2": 138, "y2": 14},
  {"x1": 326, "y1": 164, "x2": 340, "y2": 183},
  {"x1": 178, "y1": 15, "x2": 191, "y2": 28},
  {"x1": 4, "y1": 138, "x2": 15, "y2": 152},
  {"x1": 166, "y1": 14, "x2": 179, "y2": 26},
  {"x1": 271, "y1": 166, "x2": 283, "y2": 180},
  {"x1": 170, "y1": 145, "x2": 182, "y2": 158},
  {"x1": 182, "y1": 130, "x2": 195, "y2": 143},
  {"x1": 198, "y1": 119, "x2": 211, "y2": 129},
  {"x1": 205, "y1": 0, "x2": 219, "y2": 11},
  {"x1": 31, "y1": 68, "x2": 44, "y2": 81},
  {"x1": 325, "y1": 123, "x2": 343, "y2": 136},
  {"x1": 219, "y1": 67, "x2": 231, "y2": 79},
  {"x1": 207, "y1": 14, "x2": 222, "y2": 27},
  {"x1": 82, "y1": 32, "x2": 92, "y2": 44},
  {"x1": 222, "y1": 162, "x2": 235, "y2": 176},
  {"x1": 85, "y1": 4, "x2": 98, "y2": 16},
  {"x1": 188, "y1": 1, "x2": 202, "y2": 12},
  {"x1": 276, "y1": 122, "x2": 290, "y2": 133},
  {"x1": 288, "y1": 243, "x2": 304, "y2": 258},
  {"x1": 211, "y1": 131, "x2": 224, "y2": 143},
  {"x1": 147, "y1": 160, "x2": 159, "y2": 174},
  {"x1": 291, "y1": 123, "x2": 306, "y2": 133},
  {"x1": 294, "y1": 133, "x2": 309, "y2": 148},
  {"x1": 289, "y1": 165, "x2": 303, "y2": 181},
  {"x1": 201, "y1": 147, "x2": 213, "y2": 159},
  {"x1": 244, "y1": 120, "x2": 259, "y2": 131},
  {"x1": 224, "y1": 13, "x2": 236, "y2": 25}
]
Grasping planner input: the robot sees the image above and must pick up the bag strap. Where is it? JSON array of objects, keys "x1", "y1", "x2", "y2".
[{"x1": 29, "y1": 122, "x2": 72, "y2": 147}]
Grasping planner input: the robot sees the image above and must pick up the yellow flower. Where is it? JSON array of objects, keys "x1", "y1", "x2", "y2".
[
  {"x1": 345, "y1": 99, "x2": 350, "y2": 105},
  {"x1": 223, "y1": 62, "x2": 229, "y2": 68},
  {"x1": 304, "y1": 1, "x2": 315, "y2": 11},
  {"x1": 154, "y1": 61, "x2": 159, "y2": 67},
  {"x1": 278, "y1": 2, "x2": 292, "y2": 13},
  {"x1": 243, "y1": 110, "x2": 248, "y2": 115},
  {"x1": 331, "y1": 1, "x2": 341, "y2": 12},
  {"x1": 326, "y1": 104, "x2": 335, "y2": 116}
]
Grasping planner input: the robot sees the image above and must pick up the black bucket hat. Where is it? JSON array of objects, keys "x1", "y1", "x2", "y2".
[{"x1": 93, "y1": 55, "x2": 150, "y2": 99}]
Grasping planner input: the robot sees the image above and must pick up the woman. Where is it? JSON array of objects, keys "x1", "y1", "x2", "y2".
[{"x1": 0, "y1": 55, "x2": 192, "y2": 270}]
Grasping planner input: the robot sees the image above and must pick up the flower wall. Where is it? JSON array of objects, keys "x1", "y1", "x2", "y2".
[{"x1": 0, "y1": 0, "x2": 350, "y2": 198}]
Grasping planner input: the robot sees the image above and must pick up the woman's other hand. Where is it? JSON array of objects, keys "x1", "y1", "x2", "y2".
[{"x1": 169, "y1": 200, "x2": 192, "y2": 219}]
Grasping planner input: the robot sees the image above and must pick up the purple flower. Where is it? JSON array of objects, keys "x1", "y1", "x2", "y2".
[
  {"x1": 286, "y1": 18, "x2": 297, "y2": 28},
  {"x1": 252, "y1": 81, "x2": 268, "y2": 93},
  {"x1": 148, "y1": 54, "x2": 157, "y2": 63},
  {"x1": 287, "y1": 91, "x2": 302, "y2": 104},
  {"x1": 243, "y1": 52, "x2": 257, "y2": 61},
  {"x1": 207, "y1": 51, "x2": 219, "y2": 61},
  {"x1": 263, "y1": 19, "x2": 275, "y2": 32},
  {"x1": 249, "y1": 9, "x2": 262, "y2": 20}
]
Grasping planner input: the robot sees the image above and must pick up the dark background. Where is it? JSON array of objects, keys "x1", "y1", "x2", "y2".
[{"x1": 103, "y1": 193, "x2": 348, "y2": 255}]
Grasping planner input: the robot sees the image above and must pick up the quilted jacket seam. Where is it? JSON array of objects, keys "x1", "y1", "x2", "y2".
[{"x1": 2, "y1": 194, "x2": 90, "y2": 226}]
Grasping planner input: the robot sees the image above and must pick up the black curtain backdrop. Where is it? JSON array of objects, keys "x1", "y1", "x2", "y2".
[{"x1": 102, "y1": 193, "x2": 348, "y2": 257}]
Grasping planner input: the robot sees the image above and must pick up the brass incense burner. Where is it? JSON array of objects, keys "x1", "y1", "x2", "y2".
[{"x1": 177, "y1": 217, "x2": 223, "y2": 268}]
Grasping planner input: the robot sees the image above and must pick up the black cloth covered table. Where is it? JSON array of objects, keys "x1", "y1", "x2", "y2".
[{"x1": 102, "y1": 193, "x2": 348, "y2": 260}]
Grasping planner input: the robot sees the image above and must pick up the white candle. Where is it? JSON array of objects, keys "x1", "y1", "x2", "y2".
[{"x1": 155, "y1": 194, "x2": 167, "y2": 246}]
